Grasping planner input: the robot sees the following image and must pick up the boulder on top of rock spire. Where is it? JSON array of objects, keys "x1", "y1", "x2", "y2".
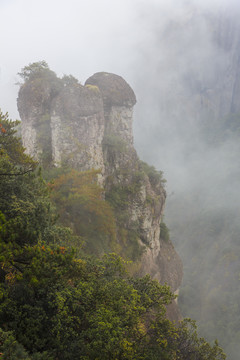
[{"x1": 85, "y1": 72, "x2": 136, "y2": 108}]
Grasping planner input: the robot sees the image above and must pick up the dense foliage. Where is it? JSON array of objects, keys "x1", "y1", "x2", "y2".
[
  {"x1": 0, "y1": 110, "x2": 226, "y2": 359},
  {"x1": 0, "y1": 110, "x2": 36, "y2": 176},
  {"x1": 48, "y1": 168, "x2": 116, "y2": 255}
]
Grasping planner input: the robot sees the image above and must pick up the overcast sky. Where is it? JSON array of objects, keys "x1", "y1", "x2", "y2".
[
  {"x1": 0, "y1": 0, "x2": 236, "y2": 120},
  {"x1": 0, "y1": 0, "x2": 146, "y2": 118}
]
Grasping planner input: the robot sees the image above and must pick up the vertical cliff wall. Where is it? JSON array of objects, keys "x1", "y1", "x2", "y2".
[{"x1": 17, "y1": 68, "x2": 182, "y2": 301}]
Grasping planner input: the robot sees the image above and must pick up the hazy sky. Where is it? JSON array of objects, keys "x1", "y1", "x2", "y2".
[
  {"x1": 0, "y1": 0, "x2": 144, "y2": 118},
  {"x1": 0, "y1": 0, "x2": 237, "y2": 119}
]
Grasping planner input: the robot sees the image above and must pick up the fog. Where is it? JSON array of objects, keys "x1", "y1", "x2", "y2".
[
  {"x1": 1, "y1": 0, "x2": 237, "y2": 119},
  {"x1": 1, "y1": 0, "x2": 240, "y2": 359}
]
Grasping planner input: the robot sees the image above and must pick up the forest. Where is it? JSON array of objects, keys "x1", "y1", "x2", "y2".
[{"x1": 0, "y1": 110, "x2": 226, "y2": 359}]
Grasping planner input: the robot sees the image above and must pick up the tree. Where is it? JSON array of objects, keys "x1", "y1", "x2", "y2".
[
  {"x1": 0, "y1": 110, "x2": 36, "y2": 176},
  {"x1": 49, "y1": 169, "x2": 117, "y2": 255},
  {"x1": 0, "y1": 107, "x2": 226, "y2": 359},
  {"x1": 0, "y1": 328, "x2": 51, "y2": 360},
  {"x1": 176, "y1": 319, "x2": 226, "y2": 360},
  {"x1": 0, "y1": 110, "x2": 78, "y2": 281},
  {"x1": 0, "y1": 251, "x2": 226, "y2": 360},
  {"x1": 17, "y1": 61, "x2": 52, "y2": 83}
]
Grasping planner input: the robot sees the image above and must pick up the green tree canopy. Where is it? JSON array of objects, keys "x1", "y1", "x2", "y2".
[
  {"x1": 0, "y1": 108, "x2": 226, "y2": 359},
  {"x1": 17, "y1": 61, "x2": 54, "y2": 83},
  {"x1": 0, "y1": 110, "x2": 36, "y2": 175}
]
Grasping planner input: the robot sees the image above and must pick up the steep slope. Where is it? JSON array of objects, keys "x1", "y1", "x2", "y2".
[{"x1": 17, "y1": 65, "x2": 182, "y2": 315}]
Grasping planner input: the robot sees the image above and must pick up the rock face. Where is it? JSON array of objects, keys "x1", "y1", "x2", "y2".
[
  {"x1": 50, "y1": 83, "x2": 105, "y2": 171},
  {"x1": 17, "y1": 70, "x2": 182, "y2": 307}
]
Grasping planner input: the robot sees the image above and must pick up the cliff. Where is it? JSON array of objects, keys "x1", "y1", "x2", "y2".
[{"x1": 17, "y1": 65, "x2": 182, "y2": 305}]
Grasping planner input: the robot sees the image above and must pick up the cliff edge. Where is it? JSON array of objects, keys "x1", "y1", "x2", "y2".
[{"x1": 17, "y1": 64, "x2": 182, "y2": 311}]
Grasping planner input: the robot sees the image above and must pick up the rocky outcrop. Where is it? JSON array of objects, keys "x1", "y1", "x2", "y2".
[
  {"x1": 17, "y1": 69, "x2": 182, "y2": 304},
  {"x1": 50, "y1": 83, "x2": 105, "y2": 171}
]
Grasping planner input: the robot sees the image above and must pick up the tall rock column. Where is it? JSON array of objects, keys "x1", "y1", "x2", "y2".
[
  {"x1": 18, "y1": 73, "x2": 106, "y2": 173},
  {"x1": 50, "y1": 83, "x2": 105, "y2": 172},
  {"x1": 85, "y1": 72, "x2": 137, "y2": 175},
  {"x1": 17, "y1": 77, "x2": 54, "y2": 161},
  {"x1": 86, "y1": 72, "x2": 182, "y2": 294}
]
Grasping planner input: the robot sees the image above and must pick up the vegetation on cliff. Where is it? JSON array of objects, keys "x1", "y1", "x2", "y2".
[
  {"x1": 16, "y1": 62, "x2": 170, "y2": 267},
  {"x1": 0, "y1": 110, "x2": 226, "y2": 359},
  {"x1": 48, "y1": 168, "x2": 117, "y2": 255}
]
